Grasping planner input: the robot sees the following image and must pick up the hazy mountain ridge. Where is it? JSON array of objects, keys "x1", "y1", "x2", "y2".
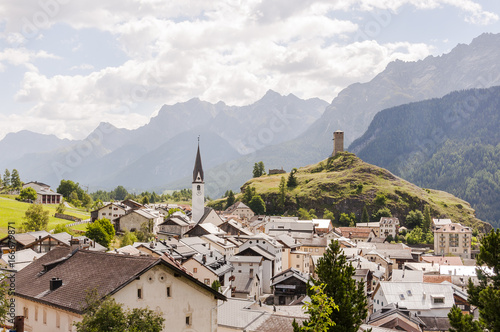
[
  {"x1": 0, "y1": 90, "x2": 327, "y2": 190},
  {"x1": 349, "y1": 86, "x2": 500, "y2": 227}
]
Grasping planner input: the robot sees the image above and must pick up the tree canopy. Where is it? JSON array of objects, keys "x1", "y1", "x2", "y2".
[
  {"x1": 86, "y1": 218, "x2": 115, "y2": 249},
  {"x1": 18, "y1": 187, "x2": 37, "y2": 201},
  {"x1": 449, "y1": 229, "x2": 500, "y2": 331},
  {"x1": 306, "y1": 240, "x2": 367, "y2": 332},
  {"x1": 253, "y1": 161, "x2": 266, "y2": 178},
  {"x1": 22, "y1": 204, "x2": 49, "y2": 231}
]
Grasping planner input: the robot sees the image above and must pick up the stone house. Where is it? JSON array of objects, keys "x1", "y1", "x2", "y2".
[{"x1": 14, "y1": 247, "x2": 225, "y2": 332}]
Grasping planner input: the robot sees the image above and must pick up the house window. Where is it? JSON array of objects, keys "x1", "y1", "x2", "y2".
[
  {"x1": 296, "y1": 255, "x2": 300, "y2": 258},
  {"x1": 204, "y1": 279, "x2": 210, "y2": 285},
  {"x1": 137, "y1": 288, "x2": 143, "y2": 299},
  {"x1": 315, "y1": 248, "x2": 319, "y2": 252},
  {"x1": 23, "y1": 307, "x2": 28, "y2": 320},
  {"x1": 186, "y1": 315, "x2": 192, "y2": 326},
  {"x1": 433, "y1": 297, "x2": 445, "y2": 304},
  {"x1": 193, "y1": 268, "x2": 197, "y2": 273},
  {"x1": 43, "y1": 310, "x2": 47, "y2": 324},
  {"x1": 296, "y1": 265, "x2": 300, "y2": 268},
  {"x1": 56, "y1": 312, "x2": 60, "y2": 328},
  {"x1": 35, "y1": 306, "x2": 38, "y2": 321},
  {"x1": 166, "y1": 286, "x2": 171, "y2": 297}
]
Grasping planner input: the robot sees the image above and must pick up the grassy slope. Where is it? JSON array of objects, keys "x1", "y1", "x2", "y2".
[
  {"x1": 0, "y1": 196, "x2": 90, "y2": 237},
  {"x1": 241, "y1": 152, "x2": 491, "y2": 232}
]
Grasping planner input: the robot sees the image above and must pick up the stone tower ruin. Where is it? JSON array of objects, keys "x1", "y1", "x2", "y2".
[{"x1": 333, "y1": 130, "x2": 344, "y2": 156}]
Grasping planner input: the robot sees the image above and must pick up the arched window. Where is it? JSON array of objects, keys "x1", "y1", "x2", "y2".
[{"x1": 197, "y1": 185, "x2": 201, "y2": 191}]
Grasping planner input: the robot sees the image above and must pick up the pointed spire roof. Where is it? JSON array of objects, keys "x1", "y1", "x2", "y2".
[{"x1": 193, "y1": 140, "x2": 204, "y2": 183}]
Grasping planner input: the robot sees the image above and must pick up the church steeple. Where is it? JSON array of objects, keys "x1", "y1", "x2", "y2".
[
  {"x1": 192, "y1": 138, "x2": 205, "y2": 224},
  {"x1": 192, "y1": 140, "x2": 204, "y2": 183}
]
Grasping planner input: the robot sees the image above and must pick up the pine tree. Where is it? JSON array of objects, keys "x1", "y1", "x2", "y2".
[
  {"x1": 423, "y1": 205, "x2": 432, "y2": 233},
  {"x1": 278, "y1": 176, "x2": 286, "y2": 212},
  {"x1": 2, "y1": 169, "x2": 10, "y2": 187},
  {"x1": 248, "y1": 195, "x2": 266, "y2": 215},
  {"x1": 287, "y1": 168, "x2": 298, "y2": 188},
  {"x1": 450, "y1": 229, "x2": 500, "y2": 332},
  {"x1": 10, "y1": 169, "x2": 22, "y2": 189},
  {"x1": 307, "y1": 240, "x2": 368, "y2": 332},
  {"x1": 361, "y1": 206, "x2": 369, "y2": 223},
  {"x1": 225, "y1": 190, "x2": 235, "y2": 209},
  {"x1": 258, "y1": 161, "x2": 265, "y2": 176}
]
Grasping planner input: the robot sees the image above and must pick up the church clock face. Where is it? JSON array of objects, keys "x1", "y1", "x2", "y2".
[{"x1": 196, "y1": 190, "x2": 202, "y2": 196}]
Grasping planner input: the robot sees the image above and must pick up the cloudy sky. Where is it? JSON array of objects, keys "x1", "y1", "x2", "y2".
[{"x1": 1, "y1": 0, "x2": 500, "y2": 140}]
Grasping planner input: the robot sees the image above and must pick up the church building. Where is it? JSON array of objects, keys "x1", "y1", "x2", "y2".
[{"x1": 192, "y1": 141, "x2": 205, "y2": 223}]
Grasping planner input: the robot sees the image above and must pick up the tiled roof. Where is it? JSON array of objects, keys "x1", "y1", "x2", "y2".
[
  {"x1": 421, "y1": 256, "x2": 463, "y2": 266},
  {"x1": 252, "y1": 315, "x2": 306, "y2": 332},
  {"x1": 15, "y1": 247, "x2": 158, "y2": 313},
  {"x1": 336, "y1": 227, "x2": 374, "y2": 238}
]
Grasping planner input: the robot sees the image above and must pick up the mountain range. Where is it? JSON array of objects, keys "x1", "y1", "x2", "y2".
[
  {"x1": 181, "y1": 32, "x2": 500, "y2": 196},
  {"x1": 0, "y1": 91, "x2": 327, "y2": 192},
  {"x1": 350, "y1": 86, "x2": 500, "y2": 227}
]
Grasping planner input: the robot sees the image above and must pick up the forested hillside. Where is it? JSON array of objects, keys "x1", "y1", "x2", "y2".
[{"x1": 350, "y1": 86, "x2": 500, "y2": 227}]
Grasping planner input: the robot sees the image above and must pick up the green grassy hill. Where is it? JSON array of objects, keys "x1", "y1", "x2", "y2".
[
  {"x1": 0, "y1": 196, "x2": 90, "y2": 237},
  {"x1": 237, "y1": 152, "x2": 491, "y2": 232}
]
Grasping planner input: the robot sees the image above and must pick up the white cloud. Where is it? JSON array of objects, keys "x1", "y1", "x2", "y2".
[
  {"x1": 69, "y1": 63, "x2": 94, "y2": 71},
  {"x1": 0, "y1": 0, "x2": 496, "y2": 140}
]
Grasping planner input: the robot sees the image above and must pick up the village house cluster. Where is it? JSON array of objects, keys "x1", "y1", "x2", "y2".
[{"x1": 3, "y1": 142, "x2": 482, "y2": 332}]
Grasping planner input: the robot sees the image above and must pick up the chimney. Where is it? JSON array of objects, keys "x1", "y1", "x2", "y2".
[
  {"x1": 70, "y1": 238, "x2": 80, "y2": 250},
  {"x1": 202, "y1": 255, "x2": 207, "y2": 264},
  {"x1": 49, "y1": 277, "x2": 63, "y2": 291}
]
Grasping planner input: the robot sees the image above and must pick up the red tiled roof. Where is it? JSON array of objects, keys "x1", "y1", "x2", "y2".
[
  {"x1": 421, "y1": 256, "x2": 463, "y2": 266},
  {"x1": 423, "y1": 275, "x2": 452, "y2": 284}
]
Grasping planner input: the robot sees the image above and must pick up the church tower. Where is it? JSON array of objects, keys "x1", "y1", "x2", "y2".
[{"x1": 192, "y1": 140, "x2": 205, "y2": 223}]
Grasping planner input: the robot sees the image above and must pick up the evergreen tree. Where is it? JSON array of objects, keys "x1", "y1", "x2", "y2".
[
  {"x1": 224, "y1": 190, "x2": 235, "y2": 209},
  {"x1": 308, "y1": 240, "x2": 368, "y2": 332},
  {"x1": 243, "y1": 186, "x2": 256, "y2": 204},
  {"x1": 2, "y1": 169, "x2": 10, "y2": 187},
  {"x1": 448, "y1": 305, "x2": 482, "y2": 332},
  {"x1": 113, "y1": 185, "x2": 128, "y2": 200},
  {"x1": 278, "y1": 176, "x2": 286, "y2": 212},
  {"x1": 287, "y1": 168, "x2": 298, "y2": 188},
  {"x1": 248, "y1": 195, "x2": 266, "y2": 215},
  {"x1": 452, "y1": 229, "x2": 500, "y2": 332},
  {"x1": 423, "y1": 205, "x2": 432, "y2": 233},
  {"x1": 361, "y1": 206, "x2": 369, "y2": 223},
  {"x1": 293, "y1": 284, "x2": 338, "y2": 332},
  {"x1": 258, "y1": 161, "x2": 265, "y2": 176},
  {"x1": 10, "y1": 169, "x2": 22, "y2": 189}
]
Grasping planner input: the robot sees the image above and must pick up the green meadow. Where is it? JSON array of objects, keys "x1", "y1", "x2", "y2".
[{"x1": 0, "y1": 195, "x2": 90, "y2": 237}]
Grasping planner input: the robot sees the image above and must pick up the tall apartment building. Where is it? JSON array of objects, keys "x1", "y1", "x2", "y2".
[{"x1": 433, "y1": 223, "x2": 472, "y2": 259}]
